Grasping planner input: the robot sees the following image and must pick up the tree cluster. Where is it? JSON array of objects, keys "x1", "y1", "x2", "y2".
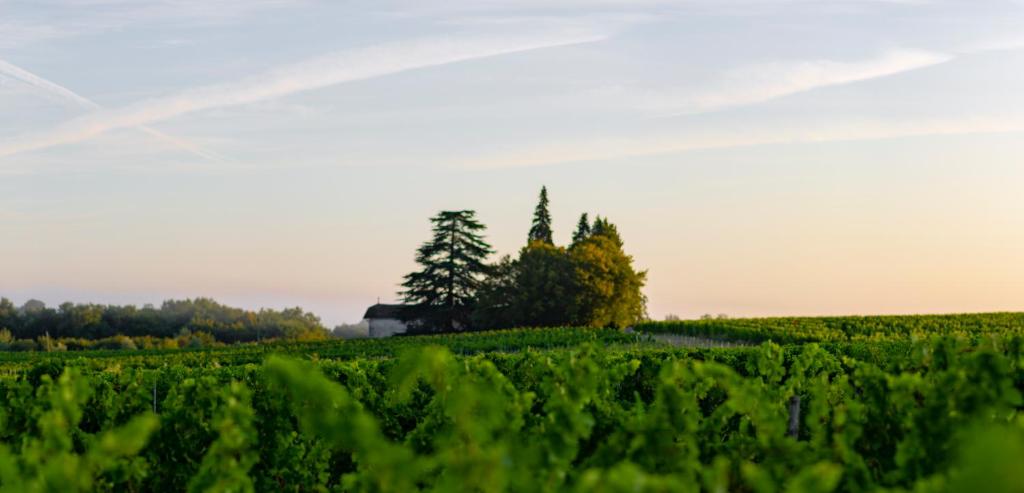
[
  {"x1": 0, "y1": 297, "x2": 328, "y2": 344},
  {"x1": 400, "y1": 187, "x2": 647, "y2": 332}
]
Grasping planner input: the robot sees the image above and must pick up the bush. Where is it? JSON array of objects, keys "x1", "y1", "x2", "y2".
[
  {"x1": 63, "y1": 338, "x2": 95, "y2": 351},
  {"x1": 94, "y1": 336, "x2": 137, "y2": 351},
  {"x1": 8, "y1": 339, "x2": 38, "y2": 351},
  {"x1": 0, "y1": 328, "x2": 11, "y2": 350}
]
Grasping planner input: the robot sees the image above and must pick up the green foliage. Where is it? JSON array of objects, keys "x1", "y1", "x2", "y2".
[
  {"x1": 568, "y1": 233, "x2": 647, "y2": 328},
  {"x1": 0, "y1": 370, "x2": 159, "y2": 492},
  {"x1": 943, "y1": 421, "x2": 1024, "y2": 493},
  {"x1": 186, "y1": 381, "x2": 257, "y2": 493},
  {"x1": 7, "y1": 340, "x2": 37, "y2": 352},
  {"x1": 475, "y1": 216, "x2": 647, "y2": 329},
  {"x1": 589, "y1": 215, "x2": 623, "y2": 248},
  {"x1": 571, "y1": 212, "x2": 591, "y2": 245},
  {"x1": 0, "y1": 322, "x2": 1023, "y2": 491},
  {"x1": 400, "y1": 210, "x2": 494, "y2": 332},
  {"x1": 475, "y1": 243, "x2": 578, "y2": 329},
  {"x1": 514, "y1": 242, "x2": 577, "y2": 327},
  {"x1": 470, "y1": 255, "x2": 521, "y2": 330},
  {"x1": 265, "y1": 356, "x2": 422, "y2": 491},
  {"x1": 638, "y1": 312, "x2": 1024, "y2": 344},
  {"x1": 0, "y1": 297, "x2": 327, "y2": 344}
]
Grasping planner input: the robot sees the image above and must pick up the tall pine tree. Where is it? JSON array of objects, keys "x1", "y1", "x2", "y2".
[
  {"x1": 527, "y1": 186, "x2": 553, "y2": 245},
  {"x1": 400, "y1": 210, "x2": 493, "y2": 331},
  {"x1": 571, "y1": 212, "x2": 591, "y2": 245}
]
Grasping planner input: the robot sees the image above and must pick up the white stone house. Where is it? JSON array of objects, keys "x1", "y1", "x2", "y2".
[{"x1": 362, "y1": 304, "x2": 409, "y2": 338}]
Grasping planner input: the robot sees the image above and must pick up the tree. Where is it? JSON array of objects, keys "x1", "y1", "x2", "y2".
[
  {"x1": 590, "y1": 216, "x2": 623, "y2": 247},
  {"x1": 0, "y1": 298, "x2": 18, "y2": 334},
  {"x1": 0, "y1": 298, "x2": 327, "y2": 343},
  {"x1": 514, "y1": 242, "x2": 576, "y2": 327},
  {"x1": 473, "y1": 243, "x2": 577, "y2": 329},
  {"x1": 20, "y1": 299, "x2": 46, "y2": 313},
  {"x1": 527, "y1": 186, "x2": 553, "y2": 245},
  {"x1": 568, "y1": 219, "x2": 646, "y2": 328},
  {"x1": 400, "y1": 210, "x2": 493, "y2": 331},
  {"x1": 471, "y1": 255, "x2": 521, "y2": 330},
  {"x1": 474, "y1": 210, "x2": 647, "y2": 330},
  {"x1": 571, "y1": 213, "x2": 591, "y2": 245}
]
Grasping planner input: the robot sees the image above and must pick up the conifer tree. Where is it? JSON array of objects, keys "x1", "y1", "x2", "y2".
[
  {"x1": 590, "y1": 215, "x2": 603, "y2": 236},
  {"x1": 527, "y1": 186, "x2": 554, "y2": 245},
  {"x1": 400, "y1": 210, "x2": 493, "y2": 331},
  {"x1": 571, "y1": 213, "x2": 591, "y2": 245}
]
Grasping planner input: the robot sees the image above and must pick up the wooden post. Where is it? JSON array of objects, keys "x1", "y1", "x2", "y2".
[{"x1": 788, "y1": 395, "x2": 801, "y2": 439}]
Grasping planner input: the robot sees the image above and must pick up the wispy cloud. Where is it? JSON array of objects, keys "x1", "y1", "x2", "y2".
[
  {"x1": 451, "y1": 33, "x2": 1021, "y2": 168},
  {"x1": 591, "y1": 49, "x2": 951, "y2": 117},
  {"x1": 675, "y1": 49, "x2": 952, "y2": 114},
  {"x1": 0, "y1": 0, "x2": 310, "y2": 49},
  {"x1": 643, "y1": 33, "x2": 1021, "y2": 117},
  {"x1": 0, "y1": 59, "x2": 225, "y2": 162},
  {"x1": 460, "y1": 116, "x2": 1024, "y2": 168},
  {"x1": 0, "y1": 32, "x2": 605, "y2": 160}
]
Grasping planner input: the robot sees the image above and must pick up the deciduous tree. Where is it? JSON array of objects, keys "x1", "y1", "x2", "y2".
[
  {"x1": 513, "y1": 241, "x2": 576, "y2": 327},
  {"x1": 471, "y1": 255, "x2": 521, "y2": 329},
  {"x1": 569, "y1": 219, "x2": 646, "y2": 328}
]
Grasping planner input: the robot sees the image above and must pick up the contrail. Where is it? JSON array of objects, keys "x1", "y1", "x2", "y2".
[
  {"x1": 0, "y1": 59, "x2": 97, "y2": 108},
  {"x1": 0, "y1": 32, "x2": 606, "y2": 159},
  {"x1": 0, "y1": 59, "x2": 226, "y2": 162}
]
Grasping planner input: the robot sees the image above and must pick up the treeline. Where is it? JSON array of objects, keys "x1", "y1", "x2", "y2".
[
  {"x1": 400, "y1": 186, "x2": 647, "y2": 332},
  {"x1": 0, "y1": 297, "x2": 328, "y2": 345}
]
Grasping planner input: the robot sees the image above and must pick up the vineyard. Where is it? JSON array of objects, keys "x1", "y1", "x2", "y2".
[
  {"x1": 2, "y1": 315, "x2": 1024, "y2": 492},
  {"x1": 636, "y1": 312, "x2": 1024, "y2": 344}
]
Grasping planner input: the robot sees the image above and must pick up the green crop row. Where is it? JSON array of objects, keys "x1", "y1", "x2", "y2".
[
  {"x1": 636, "y1": 312, "x2": 1024, "y2": 344},
  {"x1": 0, "y1": 327, "x2": 642, "y2": 373},
  {"x1": 2, "y1": 335, "x2": 1023, "y2": 492}
]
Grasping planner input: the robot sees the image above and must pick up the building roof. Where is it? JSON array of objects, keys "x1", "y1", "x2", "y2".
[{"x1": 362, "y1": 303, "x2": 406, "y2": 320}]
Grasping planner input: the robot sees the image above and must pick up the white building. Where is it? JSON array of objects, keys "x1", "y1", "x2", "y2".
[{"x1": 362, "y1": 304, "x2": 409, "y2": 338}]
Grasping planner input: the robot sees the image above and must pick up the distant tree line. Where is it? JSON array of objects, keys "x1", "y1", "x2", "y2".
[
  {"x1": 0, "y1": 297, "x2": 329, "y2": 345},
  {"x1": 399, "y1": 186, "x2": 647, "y2": 332}
]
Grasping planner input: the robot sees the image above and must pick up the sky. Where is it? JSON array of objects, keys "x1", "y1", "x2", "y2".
[{"x1": 2, "y1": 0, "x2": 1023, "y2": 326}]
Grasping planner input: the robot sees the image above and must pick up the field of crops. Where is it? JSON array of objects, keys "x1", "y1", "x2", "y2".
[
  {"x1": 637, "y1": 312, "x2": 1024, "y2": 344},
  {"x1": 2, "y1": 314, "x2": 1024, "y2": 492}
]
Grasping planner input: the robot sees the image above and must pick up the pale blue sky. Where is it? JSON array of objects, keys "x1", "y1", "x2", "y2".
[{"x1": 2, "y1": 0, "x2": 1023, "y2": 325}]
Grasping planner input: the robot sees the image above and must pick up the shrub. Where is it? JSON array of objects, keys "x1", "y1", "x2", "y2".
[{"x1": 8, "y1": 339, "x2": 38, "y2": 351}]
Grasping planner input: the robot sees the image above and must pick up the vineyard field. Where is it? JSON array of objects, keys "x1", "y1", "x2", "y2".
[
  {"x1": 637, "y1": 312, "x2": 1024, "y2": 344},
  {"x1": 2, "y1": 314, "x2": 1024, "y2": 492}
]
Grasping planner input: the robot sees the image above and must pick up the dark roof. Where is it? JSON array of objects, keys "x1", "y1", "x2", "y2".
[{"x1": 362, "y1": 304, "x2": 405, "y2": 319}]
